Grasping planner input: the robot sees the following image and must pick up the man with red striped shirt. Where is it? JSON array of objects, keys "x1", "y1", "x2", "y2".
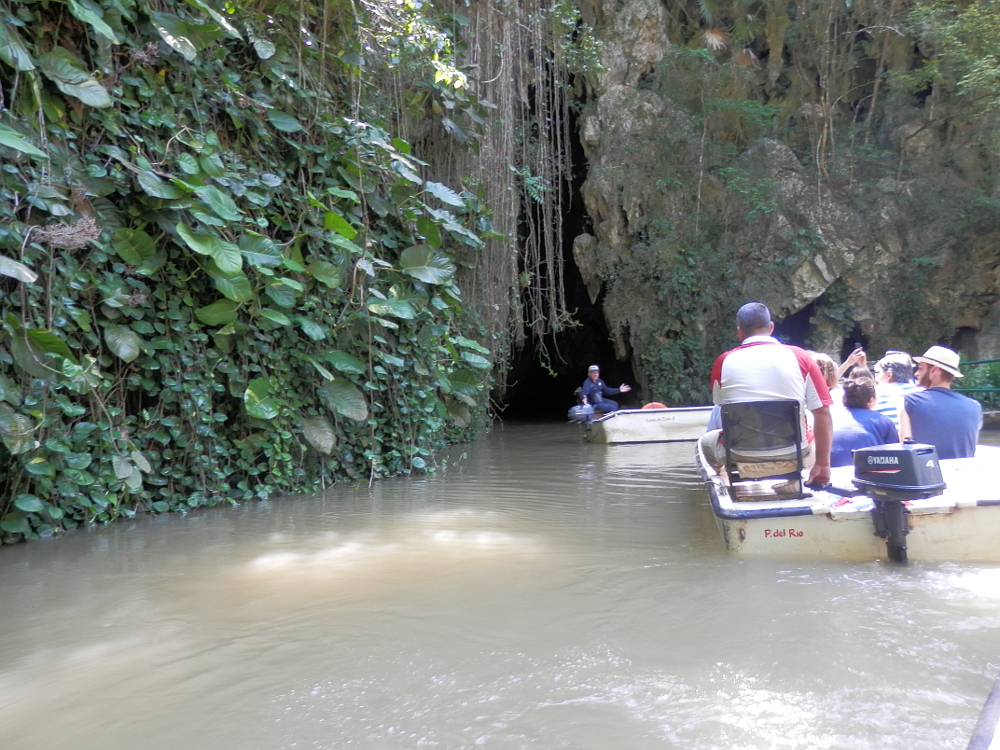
[{"x1": 700, "y1": 302, "x2": 834, "y2": 486}]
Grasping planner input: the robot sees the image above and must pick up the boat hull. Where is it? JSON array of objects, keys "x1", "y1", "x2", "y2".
[
  {"x1": 587, "y1": 406, "x2": 713, "y2": 444},
  {"x1": 696, "y1": 440, "x2": 1000, "y2": 562}
]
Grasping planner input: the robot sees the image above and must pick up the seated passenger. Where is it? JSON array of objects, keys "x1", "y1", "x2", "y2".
[
  {"x1": 809, "y1": 351, "x2": 841, "y2": 405},
  {"x1": 872, "y1": 351, "x2": 920, "y2": 432},
  {"x1": 830, "y1": 377, "x2": 899, "y2": 467},
  {"x1": 900, "y1": 345, "x2": 981, "y2": 459},
  {"x1": 581, "y1": 364, "x2": 631, "y2": 414},
  {"x1": 699, "y1": 302, "x2": 832, "y2": 486}
]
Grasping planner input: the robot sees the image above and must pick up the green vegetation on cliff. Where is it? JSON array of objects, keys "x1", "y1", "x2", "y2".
[
  {"x1": 0, "y1": 0, "x2": 498, "y2": 542},
  {"x1": 578, "y1": 0, "x2": 1000, "y2": 404}
]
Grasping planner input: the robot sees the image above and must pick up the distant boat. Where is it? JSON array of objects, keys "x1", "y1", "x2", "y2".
[
  {"x1": 584, "y1": 406, "x2": 714, "y2": 444},
  {"x1": 696, "y1": 438, "x2": 1000, "y2": 563}
]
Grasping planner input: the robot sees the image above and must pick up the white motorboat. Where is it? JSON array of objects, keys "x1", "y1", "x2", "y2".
[
  {"x1": 696, "y1": 438, "x2": 1000, "y2": 562},
  {"x1": 584, "y1": 406, "x2": 714, "y2": 444}
]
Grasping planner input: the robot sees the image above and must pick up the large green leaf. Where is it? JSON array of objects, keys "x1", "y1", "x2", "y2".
[
  {"x1": 151, "y1": 12, "x2": 198, "y2": 61},
  {"x1": 177, "y1": 223, "x2": 242, "y2": 273},
  {"x1": 104, "y1": 324, "x2": 141, "y2": 363},
  {"x1": 14, "y1": 495, "x2": 45, "y2": 514},
  {"x1": 367, "y1": 298, "x2": 416, "y2": 319},
  {"x1": 196, "y1": 185, "x2": 243, "y2": 221},
  {"x1": 0, "y1": 404, "x2": 37, "y2": 455},
  {"x1": 306, "y1": 260, "x2": 342, "y2": 288},
  {"x1": 399, "y1": 245, "x2": 456, "y2": 285},
  {"x1": 8, "y1": 326, "x2": 76, "y2": 379},
  {"x1": 417, "y1": 215, "x2": 442, "y2": 247},
  {"x1": 296, "y1": 316, "x2": 326, "y2": 341},
  {"x1": 0, "y1": 255, "x2": 37, "y2": 283},
  {"x1": 0, "y1": 23, "x2": 35, "y2": 71},
  {"x1": 0, "y1": 124, "x2": 46, "y2": 159},
  {"x1": 254, "y1": 309, "x2": 289, "y2": 327},
  {"x1": 112, "y1": 454, "x2": 134, "y2": 480},
  {"x1": 67, "y1": 0, "x2": 118, "y2": 41},
  {"x1": 318, "y1": 379, "x2": 368, "y2": 421},
  {"x1": 322, "y1": 350, "x2": 367, "y2": 375},
  {"x1": 249, "y1": 30, "x2": 275, "y2": 59},
  {"x1": 446, "y1": 400, "x2": 472, "y2": 428},
  {"x1": 244, "y1": 378, "x2": 280, "y2": 419},
  {"x1": 37, "y1": 48, "x2": 111, "y2": 108},
  {"x1": 267, "y1": 110, "x2": 303, "y2": 133},
  {"x1": 303, "y1": 355, "x2": 335, "y2": 381},
  {"x1": 195, "y1": 299, "x2": 239, "y2": 326},
  {"x1": 138, "y1": 171, "x2": 184, "y2": 199},
  {"x1": 449, "y1": 369, "x2": 484, "y2": 398},
  {"x1": 239, "y1": 234, "x2": 282, "y2": 268},
  {"x1": 301, "y1": 416, "x2": 336, "y2": 454},
  {"x1": 324, "y1": 210, "x2": 357, "y2": 239},
  {"x1": 112, "y1": 229, "x2": 163, "y2": 274},
  {"x1": 460, "y1": 351, "x2": 491, "y2": 369},
  {"x1": 183, "y1": 0, "x2": 243, "y2": 39},
  {"x1": 207, "y1": 268, "x2": 253, "y2": 302},
  {"x1": 423, "y1": 181, "x2": 465, "y2": 207},
  {"x1": 264, "y1": 280, "x2": 298, "y2": 308},
  {"x1": 0, "y1": 512, "x2": 30, "y2": 535}
]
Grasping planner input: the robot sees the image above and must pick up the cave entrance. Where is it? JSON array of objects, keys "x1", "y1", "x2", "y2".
[
  {"x1": 774, "y1": 299, "x2": 865, "y2": 362},
  {"x1": 496, "y1": 86, "x2": 637, "y2": 421},
  {"x1": 499, "y1": 263, "x2": 638, "y2": 421}
]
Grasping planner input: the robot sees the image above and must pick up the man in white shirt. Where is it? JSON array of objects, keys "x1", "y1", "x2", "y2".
[{"x1": 700, "y1": 302, "x2": 834, "y2": 486}]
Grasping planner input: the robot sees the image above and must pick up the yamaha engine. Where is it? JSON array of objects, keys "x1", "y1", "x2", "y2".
[{"x1": 852, "y1": 443, "x2": 946, "y2": 562}]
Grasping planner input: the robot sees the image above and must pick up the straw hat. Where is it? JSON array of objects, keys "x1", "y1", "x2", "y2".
[{"x1": 914, "y1": 345, "x2": 963, "y2": 378}]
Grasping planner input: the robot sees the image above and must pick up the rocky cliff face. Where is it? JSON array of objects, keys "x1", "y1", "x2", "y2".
[{"x1": 572, "y1": 0, "x2": 1000, "y2": 402}]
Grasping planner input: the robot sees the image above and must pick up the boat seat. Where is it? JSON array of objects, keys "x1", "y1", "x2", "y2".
[{"x1": 720, "y1": 400, "x2": 809, "y2": 500}]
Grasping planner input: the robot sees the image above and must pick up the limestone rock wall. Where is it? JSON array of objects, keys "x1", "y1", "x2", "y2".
[{"x1": 573, "y1": 0, "x2": 1000, "y2": 403}]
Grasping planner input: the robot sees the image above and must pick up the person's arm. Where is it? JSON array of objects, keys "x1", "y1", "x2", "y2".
[
  {"x1": 808, "y1": 405, "x2": 832, "y2": 485},
  {"x1": 899, "y1": 400, "x2": 912, "y2": 441},
  {"x1": 837, "y1": 348, "x2": 866, "y2": 379}
]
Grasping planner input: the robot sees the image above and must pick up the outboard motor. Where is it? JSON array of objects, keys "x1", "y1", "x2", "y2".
[
  {"x1": 852, "y1": 443, "x2": 946, "y2": 563},
  {"x1": 567, "y1": 403, "x2": 594, "y2": 425}
]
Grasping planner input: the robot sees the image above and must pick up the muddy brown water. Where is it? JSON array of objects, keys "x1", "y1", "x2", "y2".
[{"x1": 2, "y1": 422, "x2": 999, "y2": 749}]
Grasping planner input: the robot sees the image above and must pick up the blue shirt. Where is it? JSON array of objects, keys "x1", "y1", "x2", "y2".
[
  {"x1": 831, "y1": 408, "x2": 900, "y2": 467},
  {"x1": 581, "y1": 377, "x2": 621, "y2": 403},
  {"x1": 903, "y1": 387, "x2": 982, "y2": 459}
]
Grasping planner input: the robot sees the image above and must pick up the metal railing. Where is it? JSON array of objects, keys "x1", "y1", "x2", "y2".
[{"x1": 955, "y1": 359, "x2": 1000, "y2": 398}]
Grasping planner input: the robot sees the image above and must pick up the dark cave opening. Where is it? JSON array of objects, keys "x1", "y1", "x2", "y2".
[
  {"x1": 496, "y1": 86, "x2": 638, "y2": 422},
  {"x1": 774, "y1": 301, "x2": 866, "y2": 363}
]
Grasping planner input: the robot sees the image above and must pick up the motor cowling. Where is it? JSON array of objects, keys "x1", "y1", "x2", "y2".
[{"x1": 852, "y1": 443, "x2": 946, "y2": 563}]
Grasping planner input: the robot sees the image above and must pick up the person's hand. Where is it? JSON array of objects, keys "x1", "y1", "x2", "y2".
[
  {"x1": 619, "y1": 384, "x2": 631, "y2": 392},
  {"x1": 846, "y1": 348, "x2": 866, "y2": 368},
  {"x1": 807, "y1": 463, "x2": 831, "y2": 487}
]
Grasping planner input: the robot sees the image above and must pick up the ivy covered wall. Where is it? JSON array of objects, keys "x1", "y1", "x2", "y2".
[{"x1": 0, "y1": 0, "x2": 498, "y2": 542}]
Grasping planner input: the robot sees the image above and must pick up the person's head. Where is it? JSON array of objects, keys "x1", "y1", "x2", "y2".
[
  {"x1": 848, "y1": 367, "x2": 876, "y2": 382},
  {"x1": 808, "y1": 351, "x2": 838, "y2": 390},
  {"x1": 587, "y1": 364, "x2": 600, "y2": 381},
  {"x1": 874, "y1": 351, "x2": 915, "y2": 384},
  {"x1": 735, "y1": 302, "x2": 773, "y2": 339},
  {"x1": 914, "y1": 345, "x2": 963, "y2": 388},
  {"x1": 843, "y1": 376, "x2": 877, "y2": 410}
]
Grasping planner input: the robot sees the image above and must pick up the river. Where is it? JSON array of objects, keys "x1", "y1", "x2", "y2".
[{"x1": 1, "y1": 422, "x2": 998, "y2": 749}]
